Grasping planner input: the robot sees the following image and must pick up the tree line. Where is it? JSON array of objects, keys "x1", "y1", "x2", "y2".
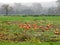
[{"x1": 0, "y1": 0, "x2": 60, "y2": 15}]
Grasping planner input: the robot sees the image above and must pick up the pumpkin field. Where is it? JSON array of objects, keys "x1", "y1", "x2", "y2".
[{"x1": 0, "y1": 16, "x2": 60, "y2": 45}]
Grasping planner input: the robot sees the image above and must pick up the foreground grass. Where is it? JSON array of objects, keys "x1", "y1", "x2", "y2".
[
  {"x1": 0, "y1": 42, "x2": 60, "y2": 45},
  {"x1": 0, "y1": 16, "x2": 60, "y2": 45}
]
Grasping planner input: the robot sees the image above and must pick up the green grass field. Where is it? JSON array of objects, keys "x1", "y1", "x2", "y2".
[
  {"x1": 0, "y1": 16, "x2": 60, "y2": 45},
  {"x1": 0, "y1": 42, "x2": 60, "y2": 45},
  {"x1": 0, "y1": 16, "x2": 60, "y2": 21}
]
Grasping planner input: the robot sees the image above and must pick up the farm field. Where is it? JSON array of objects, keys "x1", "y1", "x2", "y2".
[
  {"x1": 0, "y1": 16, "x2": 60, "y2": 45},
  {"x1": 0, "y1": 42, "x2": 60, "y2": 45}
]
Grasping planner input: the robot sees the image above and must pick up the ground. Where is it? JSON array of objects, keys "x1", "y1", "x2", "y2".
[{"x1": 0, "y1": 16, "x2": 60, "y2": 45}]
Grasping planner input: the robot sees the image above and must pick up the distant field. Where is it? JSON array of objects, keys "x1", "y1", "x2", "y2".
[
  {"x1": 0, "y1": 16, "x2": 60, "y2": 21},
  {"x1": 0, "y1": 16, "x2": 60, "y2": 24},
  {"x1": 0, "y1": 16, "x2": 60, "y2": 45}
]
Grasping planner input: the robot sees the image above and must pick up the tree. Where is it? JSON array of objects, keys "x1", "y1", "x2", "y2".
[
  {"x1": 56, "y1": 0, "x2": 60, "y2": 14},
  {"x1": 14, "y1": 3, "x2": 22, "y2": 14},
  {"x1": 31, "y1": 3, "x2": 42, "y2": 15},
  {"x1": 2, "y1": 4, "x2": 12, "y2": 16},
  {"x1": 48, "y1": 7, "x2": 56, "y2": 15}
]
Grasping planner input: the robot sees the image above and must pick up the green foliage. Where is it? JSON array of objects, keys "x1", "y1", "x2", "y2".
[{"x1": 0, "y1": 16, "x2": 60, "y2": 43}]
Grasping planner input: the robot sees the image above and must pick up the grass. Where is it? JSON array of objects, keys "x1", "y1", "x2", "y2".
[
  {"x1": 0, "y1": 16, "x2": 60, "y2": 21},
  {"x1": 0, "y1": 16, "x2": 60, "y2": 24},
  {"x1": 0, "y1": 16, "x2": 60, "y2": 45},
  {"x1": 0, "y1": 42, "x2": 60, "y2": 45}
]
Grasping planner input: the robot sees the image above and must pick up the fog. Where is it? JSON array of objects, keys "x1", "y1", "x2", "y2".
[{"x1": 0, "y1": 0, "x2": 60, "y2": 15}]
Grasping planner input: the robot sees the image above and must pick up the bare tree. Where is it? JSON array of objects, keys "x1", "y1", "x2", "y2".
[
  {"x1": 56, "y1": 0, "x2": 60, "y2": 14},
  {"x1": 2, "y1": 4, "x2": 12, "y2": 16},
  {"x1": 31, "y1": 3, "x2": 42, "y2": 14}
]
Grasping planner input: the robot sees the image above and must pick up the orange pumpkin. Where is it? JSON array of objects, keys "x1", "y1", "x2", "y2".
[
  {"x1": 23, "y1": 24, "x2": 27, "y2": 29},
  {"x1": 32, "y1": 24, "x2": 38, "y2": 30},
  {"x1": 54, "y1": 30, "x2": 59, "y2": 35},
  {"x1": 45, "y1": 27, "x2": 49, "y2": 30},
  {"x1": 46, "y1": 24, "x2": 51, "y2": 28},
  {"x1": 32, "y1": 24, "x2": 37, "y2": 27},
  {"x1": 19, "y1": 23, "x2": 23, "y2": 28},
  {"x1": 39, "y1": 26, "x2": 43, "y2": 28},
  {"x1": 34, "y1": 26, "x2": 38, "y2": 30},
  {"x1": 27, "y1": 24, "x2": 31, "y2": 28}
]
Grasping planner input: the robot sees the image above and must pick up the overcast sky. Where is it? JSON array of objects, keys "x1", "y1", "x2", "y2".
[{"x1": 0, "y1": 0, "x2": 57, "y2": 3}]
